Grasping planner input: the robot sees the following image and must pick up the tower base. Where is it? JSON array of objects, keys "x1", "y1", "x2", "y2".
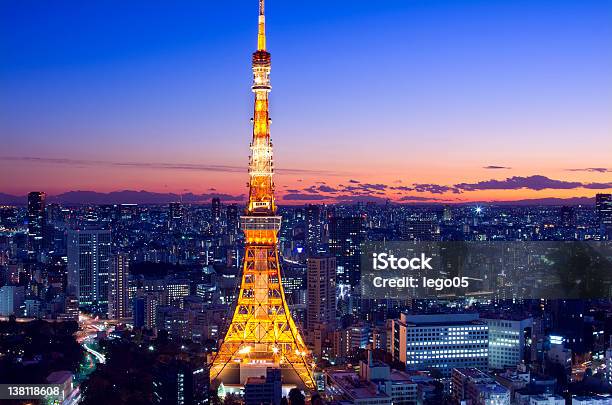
[{"x1": 213, "y1": 363, "x2": 309, "y2": 388}]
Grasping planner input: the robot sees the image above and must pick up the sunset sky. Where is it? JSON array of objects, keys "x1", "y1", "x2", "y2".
[{"x1": 1, "y1": 0, "x2": 611, "y2": 203}]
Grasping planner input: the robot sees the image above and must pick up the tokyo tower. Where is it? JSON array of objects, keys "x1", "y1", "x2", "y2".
[{"x1": 209, "y1": 0, "x2": 316, "y2": 391}]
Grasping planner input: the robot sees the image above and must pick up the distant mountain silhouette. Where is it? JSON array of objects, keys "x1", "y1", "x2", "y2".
[
  {"x1": 486, "y1": 196, "x2": 594, "y2": 206},
  {"x1": 0, "y1": 191, "x2": 595, "y2": 206},
  {"x1": 0, "y1": 193, "x2": 25, "y2": 205},
  {"x1": 0, "y1": 190, "x2": 245, "y2": 205}
]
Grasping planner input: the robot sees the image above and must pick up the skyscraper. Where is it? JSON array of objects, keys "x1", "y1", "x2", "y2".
[
  {"x1": 596, "y1": 193, "x2": 612, "y2": 239},
  {"x1": 211, "y1": 197, "x2": 221, "y2": 221},
  {"x1": 306, "y1": 256, "x2": 336, "y2": 330},
  {"x1": 226, "y1": 204, "x2": 239, "y2": 237},
  {"x1": 307, "y1": 256, "x2": 337, "y2": 359},
  {"x1": 560, "y1": 206, "x2": 576, "y2": 227},
  {"x1": 67, "y1": 229, "x2": 111, "y2": 307},
  {"x1": 27, "y1": 191, "x2": 46, "y2": 257},
  {"x1": 210, "y1": 0, "x2": 315, "y2": 390},
  {"x1": 0, "y1": 285, "x2": 25, "y2": 316},
  {"x1": 108, "y1": 253, "x2": 129, "y2": 320},
  {"x1": 211, "y1": 197, "x2": 222, "y2": 235},
  {"x1": 305, "y1": 205, "x2": 322, "y2": 253},
  {"x1": 133, "y1": 292, "x2": 161, "y2": 330},
  {"x1": 168, "y1": 202, "x2": 183, "y2": 230},
  {"x1": 329, "y1": 216, "x2": 364, "y2": 288}
]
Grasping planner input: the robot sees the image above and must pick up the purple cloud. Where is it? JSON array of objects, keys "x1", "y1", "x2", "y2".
[
  {"x1": 455, "y1": 175, "x2": 612, "y2": 191},
  {"x1": 412, "y1": 184, "x2": 461, "y2": 194},
  {"x1": 303, "y1": 186, "x2": 319, "y2": 193},
  {"x1": 483, "y1": 165, "x2": 511, "y2": 170},
  {"x1": 583, "y1": 182, "x2": 612, "y2": 189},
  {"x1": 391, "y1": 186, "x2": 414, "y2": 191},
  {"x1": 360, "y1": 183, "x2": 388, "y2": 191},
  {"x1": 566, "y1": 167, "x2": 611, "y2": 173},
  {"x1": 318, "y1": 185, "x2": 338, "y2": 193}
]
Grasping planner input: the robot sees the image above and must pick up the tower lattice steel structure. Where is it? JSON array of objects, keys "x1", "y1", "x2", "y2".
[{"x1": 209, "y1": 0, "x2": 316, "y2": 391}]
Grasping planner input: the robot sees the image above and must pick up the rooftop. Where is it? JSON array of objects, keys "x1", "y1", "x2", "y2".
[{"x1": 328, "y1": 370, "x2": 390, "y2": 400}]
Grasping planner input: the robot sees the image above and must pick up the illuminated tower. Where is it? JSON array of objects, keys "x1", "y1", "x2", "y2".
[{"x1": 209, "y1": 0, "x2": 316, "y2": 390}]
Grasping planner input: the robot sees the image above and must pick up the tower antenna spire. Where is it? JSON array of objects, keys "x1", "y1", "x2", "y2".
[{"x1": 258, "y1": 0, "x2": 266, "y2": 50}]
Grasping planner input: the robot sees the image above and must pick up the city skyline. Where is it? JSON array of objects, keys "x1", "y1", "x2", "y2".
[
  {"x1": 1, "y1": 0, "x2": 611, "y2": 203},
  {"x1": 2, "y1": 1, "x2": 612, "y2": 402}
]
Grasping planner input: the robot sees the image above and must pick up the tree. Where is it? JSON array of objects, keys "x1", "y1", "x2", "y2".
[
  {"x1": 223, "y1": 393, "x2": 241, "y2": 405},
  {"x1": 288, "y1": 388, "x2": 305, "y2": 405}
]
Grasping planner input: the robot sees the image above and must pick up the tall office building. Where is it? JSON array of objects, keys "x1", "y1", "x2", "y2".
[
  {"x1": 482, "y1": 316, "x2": 533, "y2": 370},
  {"x1": 391, "y1": 313, "x2": 489, "y2": 378},
  {"x1": 442, "y1": 205, "x2": 452, "y2": 222},
  {"x1": 27, "y1": 191, "x2": 46, "y2": 256},
  {"x1": 133, "y1": 292, "x2": 161, "y2": 330},
  {"x1": 211, "y1": 197, "x2": 221, "y2": 221},
  {"x1": 108, "y1": 253, "x2": 129, "y2": 319},
  {"x1": 306, "y1": 256, "x2": 336, "y2": 329},
  {"x1": 63, "y1": 295, "x2": 79, "y2": 321},
  {"x1": 329, "y1": 216, "x2": 364, "y2": 288},
  {"x1": 0, "y1": 285, "x2": 25, "y2": 316},
  {"x1": 226, "y1": 204, "x2": 239, "y2": 236},
  {"x1": 559, "y1": 206, "x2": 576, "y2": 227},
  {"x1": 304, "y1": 205, "x2": 322, "y2": 253},
  {"x1": 211, "y1": 197, "x2": 222, "y2": 235},
  {"x1": 168, "y1": 202, "x2": 183, "y2": 230},
  {"x1": 67, "y1": 229, "x2": 111, "y2": 306},
  {"x1": 306, "y1": 256, "x2": 336, "y2": 358},
  {"x1": 596, "y1": 193, "x2": 612, "y2": 239},
  {"x1": 133, "y1": 296, "x2": 146, "y2": 328}
]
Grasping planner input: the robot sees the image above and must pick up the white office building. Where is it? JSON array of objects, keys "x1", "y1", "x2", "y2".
[
  {"x1": 391, "y1": 313, "x2": 489, "y2": 377},
  {"x1": 482, "y1": 316, "x2": 533, "y2": 370}
]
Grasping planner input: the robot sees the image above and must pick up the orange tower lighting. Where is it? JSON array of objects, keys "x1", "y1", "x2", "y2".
[{"x1": 209, "y1": 0, "x2": 316, "y2": 391}]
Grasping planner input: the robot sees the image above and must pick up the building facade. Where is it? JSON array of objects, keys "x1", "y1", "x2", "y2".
[
  {"x1": 27, "y1": 191, "x2": 46, "y2": 257},
  {"x1": 482, "y1": 316, "x2": 533, "y2": 370},
  {"x1": 329, "y1": 216, "x2": 364, "y2": 288},
  {"x1": 67, "y1": 229, "x2": 111, "y2": 306},
  {"x1": 392, "y1": 313, "x2": 489, "y2": 378},
  {"x1": 108, "y1": 253, "x2": 129, "y2": 319}
]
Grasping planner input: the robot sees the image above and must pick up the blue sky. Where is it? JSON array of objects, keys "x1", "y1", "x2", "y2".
[{"x1": 1, "y1": 0, "x2": 611, "y2": 201}]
